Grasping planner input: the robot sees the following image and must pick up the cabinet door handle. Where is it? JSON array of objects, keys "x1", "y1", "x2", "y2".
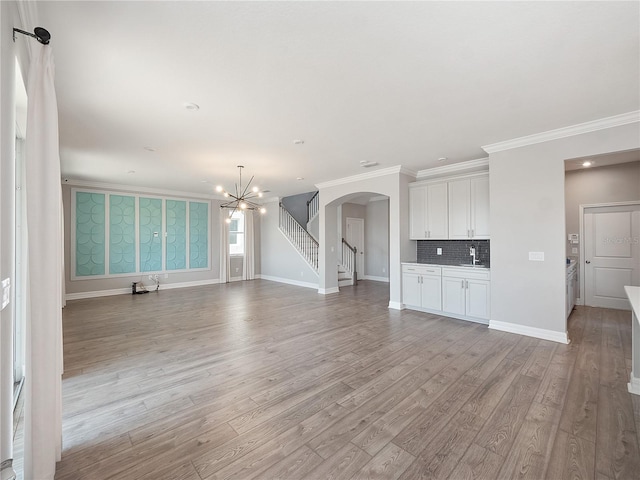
[
  {"x1": 461, "y1": 280, "x2": 465, "y2": 289},
  {"x1": 465, "y1": 280, "x2": 469, "y2": 289},
  {"x1": 471, "y1": 229, "x2": 474, "y2": 238},
  {"x1": 425, "y1": 230, "x2": 428, "y2": 238}
]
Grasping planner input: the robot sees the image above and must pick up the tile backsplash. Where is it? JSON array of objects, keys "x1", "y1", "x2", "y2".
[{"x1": 417, "y1": 240, "x2": 490, "y2": 266}]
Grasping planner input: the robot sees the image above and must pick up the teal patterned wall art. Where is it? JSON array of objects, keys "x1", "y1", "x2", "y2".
[
  {"x1": 109, "y1": 195, "x2": 136, "y2": 274},
  {"x1": 166, "y1": 200, "x2": 187, "y2": 270},
  {"x1": 139, "y1": 197, "x2": 163, "y2": 272},
  {"x1": 75, "y1": 192, "x2": 106, "y2": 276},
  {"x1": 189, "y1": 202, "x2": 208, "y2": 268}
]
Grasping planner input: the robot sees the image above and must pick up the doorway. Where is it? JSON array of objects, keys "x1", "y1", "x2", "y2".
[{"x1": 583, "y1": 203, "x2": 640, "y2": 309}]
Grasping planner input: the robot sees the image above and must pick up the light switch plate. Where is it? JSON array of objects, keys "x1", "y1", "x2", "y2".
[{"x1": 529, "y1": 252, "x2": 545, "y2": 261}]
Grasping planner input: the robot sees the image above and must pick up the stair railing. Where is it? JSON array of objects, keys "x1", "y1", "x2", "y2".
[
  {"x1": 279, "y1": 203, "x2": 319, "y2": 271},
  {"x1": 341, "y1": 238, "x2": 357, "y2": 285},
  {"x1": 306, "y1": 191, "x2": 319, "y2": 224}
]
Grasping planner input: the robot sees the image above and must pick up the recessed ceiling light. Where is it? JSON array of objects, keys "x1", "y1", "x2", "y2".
[
  {"x1": 293, "y1": 139, "x2": 304, "y2": 145},
  {"x1": 127, "y1": 170, "x2": 136, "y2": 174},
  {"x1": 582, "y1": 161, "x2": 593, "y2": 167},
  {"x1": 201, "y1": 180, "x2": 208, "y2": 183},
  {"x1": 184, "y1": 102, "x2": 200, "y2": 111},
  {"x1": 296, "y1": 177, "x2": 304, "y2": 181},
  {"x1": 143, "y1": 146, "x2": 155, "y2": 152},
  {"x1": 438, "y1": 157, "x2": 448, "y2": 162}
]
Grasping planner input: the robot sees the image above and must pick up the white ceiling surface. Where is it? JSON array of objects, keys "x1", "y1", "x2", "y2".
[{"x1": 36, "y1": 1, "x2": 639, "y2": 198}]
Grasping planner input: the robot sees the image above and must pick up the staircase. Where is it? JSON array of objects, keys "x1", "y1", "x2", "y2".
[
  {"x1": 279, "y1": 197, "x2": 358, "y2": 287},
  {"x1": 279, "y1": 203, "x2": 318, "y2": 271},
  {"x1": 339, "y1": 238, "x2": 357, "y2": 287}
]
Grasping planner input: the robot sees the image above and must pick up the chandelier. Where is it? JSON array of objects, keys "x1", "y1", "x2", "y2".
[{"x1": 216, "y1": 165, "x2": 266, "y2": 222}]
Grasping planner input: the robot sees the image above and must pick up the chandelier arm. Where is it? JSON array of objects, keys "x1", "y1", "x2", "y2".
[{"x1": 239, "y1": 175, "x2": 255, "y2": 199}]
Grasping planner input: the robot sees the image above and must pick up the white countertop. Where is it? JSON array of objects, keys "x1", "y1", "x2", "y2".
[{"x1": 625, "y1": 286, "x2": 640, "y2": 321}]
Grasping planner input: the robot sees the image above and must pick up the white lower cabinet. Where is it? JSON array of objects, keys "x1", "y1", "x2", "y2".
[
  {"x1": 402, "y1": 263, "x2": 490, "y2": 324},
  {"x1": 442, "y1": 267, "x2": 491, "y2": 321},
  {"x1": 402, "y1": 265, "x2": 442, "y2": 310}
]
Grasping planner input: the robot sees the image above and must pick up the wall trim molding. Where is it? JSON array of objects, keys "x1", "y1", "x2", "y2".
[
  {"x1": 388, "y1": 301, "x2": 404, "y2": 310},
  {"x1": 318, "y1": 287, "x2": 340, "y2": 295},
  {"x1": 315, "y1": 165, "x2": 415, "y2": 190},
  {"x1": 363, "y1": 275, "x2": 390, "y2": 283},
  {"x1": 489, "y1": 320, "x2": 570, "y2": 344},
  {"x1": 628, "y1": 374, "x2": 640, "y2": 396},
  {"x1": 482, "y1": 111, "x2": 640, "y2": 154},
  {"x1": 256, "y1": 274, "x2": 318, "y2": 290},
  {"x1": 65, "y1": 278, "x2": 221, "y2": 301},
  {"x1": 416, "y1": 158, "x2": 489, "y2": 179},
  {"x1": 63, "y1": 178, "x2": 224, "y2": 201}
]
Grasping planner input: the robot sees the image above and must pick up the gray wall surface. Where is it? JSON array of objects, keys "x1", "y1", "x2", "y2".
[
  {"x1": 259, "y1": 199, "x2": 319, "y2": 287},
  {"x1": 281, "y1": 191, "x2": 317, "y2": 228},
  {"x1": 63, "y1": 184, "x2": 223, "y2": 295},
  {"x1": 490, "y1": 122, "x2": 639, "y2": 338},
  {"x1": 565, "y1": 160, "x2": 640, "y2": 257},
  {"x1": 365, "y1": 199, "x2": 390, "y2": 280}
]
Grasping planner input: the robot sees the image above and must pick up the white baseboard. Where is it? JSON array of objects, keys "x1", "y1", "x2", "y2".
[
  {"x1": 318, "y1": 287, "x2": 340, "y2": 295},
  {"x1": 388, "y1": 301, "x2": 404, "y2": 310},
  {"x1": 363, "y1": 275, "x2": 390, "y2": 283},
  {"x1": 65, "y1": 278, "x2": 221, "y2": 301},
  {"x1": 628, "y1": 373, "x2": 640, "y2": 396},
  {"x1": 257, "y1": 274, "x2": 318, "y2": 290},
  {"x1": 489, "y1": 320, "x2": 570, "y2": 344}
]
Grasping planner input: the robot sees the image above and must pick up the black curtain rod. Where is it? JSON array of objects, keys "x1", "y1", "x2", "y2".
[{"x1": 13, "y1": 27, "x2": 51, "y2": 45}]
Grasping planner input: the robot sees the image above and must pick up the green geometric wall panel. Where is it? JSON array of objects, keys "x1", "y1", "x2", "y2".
[
  {"x1": 139, "y1": 197, "x2": 163, "y2": 272},
  {"x1": 109, "y1": 195, "x2": 136, "y2": 274},
  {"x1": 189, "y1": 202, "x2": 208, "y2": 268},
  {"x1": 75, "y1": 192, "x2": 106, "y2": 276},
  {"x1": 166, "y1": 200, "x2": 187, "y2": 270}
]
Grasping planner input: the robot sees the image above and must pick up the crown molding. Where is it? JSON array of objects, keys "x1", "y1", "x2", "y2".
[
  {"x1": 482, "y1": 111, "x2": 640, "y2": 154},
  {"x1": 62, "y1": 178, "x2": 224, "y2": 201},
  {"x1": 315, "y1": 165, "x2": 413, "y2": 190},
  {"x1": 416, "y1": 158, "x2": 489, "y2": 180}
]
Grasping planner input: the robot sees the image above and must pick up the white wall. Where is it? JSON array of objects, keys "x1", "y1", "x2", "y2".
[
  {"x1": 259, "y1": 198, "x2": 318, "y2": 288},
  {"x1": 489, "y1": 122, "x2": 640, "y2": 341},
  {"x1": 317, "y1": 167, "x2": 414, "y2": 305}
]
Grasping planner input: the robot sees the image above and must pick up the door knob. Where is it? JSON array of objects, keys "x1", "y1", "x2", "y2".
[{"x1": 585, "y1": 260, "x2": 591, "y2": 264}]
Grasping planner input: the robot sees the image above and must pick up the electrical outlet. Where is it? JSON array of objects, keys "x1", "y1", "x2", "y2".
[
  {"x1": 154, "y1": 274, "x2": 159, "y2": 281},
  {"x1": 437, "y1": 248, "x2": 442, "y2": 255},
  {"x1": 235, "y1": 267, "x2": 239, "y2": 273},
  {"x1": 382, "y1": 267, "x2": 386, "y2": 273},
  {"x1": 164, "y1": 273, "x2": 168, "y2": 279}
]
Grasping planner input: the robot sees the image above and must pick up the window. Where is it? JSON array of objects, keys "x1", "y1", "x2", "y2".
[{"x1": 229, "y1": 210, "x2": 244, "y2": 256}]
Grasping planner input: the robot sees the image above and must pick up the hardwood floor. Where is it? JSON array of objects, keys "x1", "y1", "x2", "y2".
[{"x1": 49, "y1": 279, "x2": 639, "y2": 480}]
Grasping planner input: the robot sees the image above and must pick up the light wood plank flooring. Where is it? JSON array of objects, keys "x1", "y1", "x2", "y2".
[{"x1": 48, "y1": 279, "x2": 639, "y2": 479}]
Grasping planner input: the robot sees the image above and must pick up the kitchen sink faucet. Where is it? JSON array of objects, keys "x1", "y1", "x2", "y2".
[{"x1": 470, "y1": 246, "x2": 477, "y2": 265}]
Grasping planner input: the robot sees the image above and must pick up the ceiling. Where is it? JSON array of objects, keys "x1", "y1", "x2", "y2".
[
  {"x1": 33, "y1": 1, "x2": 639, "y2": 198},
  {"x1": 565, "y1": 149, "x2": 640, "y2": 171}
]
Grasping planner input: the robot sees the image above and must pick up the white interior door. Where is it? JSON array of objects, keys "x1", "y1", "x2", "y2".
[
  {"x1": 584, "y1": 205, "x2": 640, "y2": 309},
  {"x1": 346, "y1": 217, "x2": 365, "y2": 278}
]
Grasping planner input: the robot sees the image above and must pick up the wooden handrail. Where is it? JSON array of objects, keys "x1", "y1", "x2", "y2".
[{"x1": 341, "y1": 238, "x2": 357, "y2": 254}]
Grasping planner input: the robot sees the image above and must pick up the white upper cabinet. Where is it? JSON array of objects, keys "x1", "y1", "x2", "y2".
[
  {"x1": 409, "y1": 182, "x2": 448, "y2": 240},
  {"x1": 448, "y1": 174, "x2": 490, "y2": 239}
]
